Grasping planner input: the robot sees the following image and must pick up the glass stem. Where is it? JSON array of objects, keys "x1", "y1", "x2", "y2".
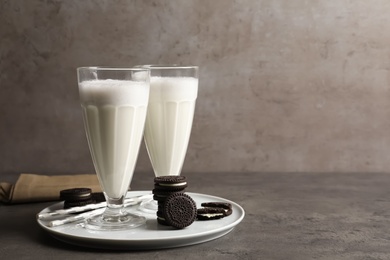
[{"x1": 103, "y1": 196, "x2": 126, "y2": 220}]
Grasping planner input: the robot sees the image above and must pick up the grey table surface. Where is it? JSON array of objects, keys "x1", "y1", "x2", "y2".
[{"x1": 1, "y1": 171, "x2": 390, "y2": 260}]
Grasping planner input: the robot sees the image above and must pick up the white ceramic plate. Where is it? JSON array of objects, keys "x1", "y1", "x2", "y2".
[{"x1": 36, "y1": 191, "x2": 245, "y2": 250}]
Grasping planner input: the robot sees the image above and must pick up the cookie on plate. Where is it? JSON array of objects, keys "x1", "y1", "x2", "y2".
[
  {"x1": 156, "y1": 210, "x2": 170, "y2": 226},
  {"x1": 64, "y1": 198, "x2": 95, "y2": 209},
  {"x1": 60, "y1": 188, "x2": 94, "y2": 209},
  {"x1": 60, "y1": 188, "x2": 92, "y2": 202},
  {"x1": 154, "y1": 175, "x2": 188, "y2": 191},
  {"x1": 162, "y1": 193, "x2": 197, "y2": 229},
  {"x1": 153, "y1": 189, "x2": 183, "y2": 202},
  {"x1": 197, "y1": 207, "x2": 226, "y2": 220},
  {"x1": 201, "y1": 202, "x2": 233, "y2": 216},
  {"x1": 91, "y1": 192, "x2": 106, "y2": 203}
]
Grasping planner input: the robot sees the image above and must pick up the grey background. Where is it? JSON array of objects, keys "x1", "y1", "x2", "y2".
[{"x1": 2, "y1": 0, "x2": 390, "y2": 176}]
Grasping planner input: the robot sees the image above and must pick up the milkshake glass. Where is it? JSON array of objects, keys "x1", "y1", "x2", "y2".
[
  {"x1": 139, "y1": 65, "x2": 198, "y2": 213},
  {"x1": 77, "y1": 67, "x2": 149, "y2": 230}
]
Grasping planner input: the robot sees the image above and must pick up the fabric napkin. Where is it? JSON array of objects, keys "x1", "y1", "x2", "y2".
[{"x1": 0, "y1": 173, "x2": 102, "y2": 204}]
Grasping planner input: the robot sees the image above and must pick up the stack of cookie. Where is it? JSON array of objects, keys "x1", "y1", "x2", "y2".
[{"x1": 153, "y1": 176, "x2": 197, "y2": 229}]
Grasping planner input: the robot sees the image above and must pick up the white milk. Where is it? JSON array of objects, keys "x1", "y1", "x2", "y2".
[
  {"x1": 79, "y1": 79, "x2": 149, "y2": 199},
  {"x1": 144, "y1": 77, "x2": 198, "y2": 176}
]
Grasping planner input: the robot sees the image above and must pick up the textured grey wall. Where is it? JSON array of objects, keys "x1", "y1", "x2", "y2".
[{"x1": 1, "y1": 0, "x2": 390, "y2": 175}]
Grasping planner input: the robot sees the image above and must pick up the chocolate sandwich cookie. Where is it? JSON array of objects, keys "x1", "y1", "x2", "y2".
[
  {"x1": 64, "y1": 198, "x2": 95, "y2": 209},
  {"x1": 60, "y1": 188, "x2": 92, "y2": 202},
  {"x1": 157, "y1": 216, "x2": 170, "y2": 226},
  {"x1": 197, "y1": 207, "x2": 226, "y2": 220},
  {"x1": 152, "y1": 189, "x2": 182, "y2": 202},
  {"x1": 201, "y1": 202, "x2": 233, "y2": 216},
  {"x1": 156, "y1": 211, "x2": 170, "y2": 226},
  {"x1": 91, "y1": 192, "x2": 106, "y2": 203},
  {"x1": 162, "y1": 193, "x2": 197, "y2": 229},
  {"x1": 154, "y1": 176, "x2": 188, "y2": 191}
]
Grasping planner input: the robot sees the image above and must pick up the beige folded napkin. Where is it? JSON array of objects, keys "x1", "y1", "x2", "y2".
[{"x1": 0, "y1": 173, "x2": 102, "y2": 204}]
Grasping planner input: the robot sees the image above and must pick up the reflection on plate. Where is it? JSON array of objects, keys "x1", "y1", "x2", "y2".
[{"x1": 36, "y1": 191, "x2": 245, "y2": 250}]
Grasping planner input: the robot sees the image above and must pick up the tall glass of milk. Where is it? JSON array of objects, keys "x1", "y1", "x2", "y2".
[
  {"x1": 77, "y1": 67, "x2": 150, "y2": 230},
  {"x1": 139, "y1": 65, "x2": 199, "y2": 213}
]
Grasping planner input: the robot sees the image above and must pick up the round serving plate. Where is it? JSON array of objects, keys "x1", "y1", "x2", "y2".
[{"x1": 36, "y1": 191, "x2": 245, "y2": 250}]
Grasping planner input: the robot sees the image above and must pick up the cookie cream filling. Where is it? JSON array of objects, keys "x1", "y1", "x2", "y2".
[
  {"x1": 199, "y1": 213, "x2": 225, "y2": 218},
  {"x1": 159, "y1": 182, "x2": 187, "y2": 187}
]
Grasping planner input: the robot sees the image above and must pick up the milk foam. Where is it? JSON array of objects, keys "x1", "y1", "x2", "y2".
[
  {"x1": 149, "y1": 77, "x2": 198, "y2": 102},
  {"x1": 79, "y1": 79, "x2": 149, "y2": 106}
]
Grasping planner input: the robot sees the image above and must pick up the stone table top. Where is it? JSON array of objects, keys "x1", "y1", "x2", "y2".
[{"x1": 1, "y1": 172, "x2": 390, "y2": 260}]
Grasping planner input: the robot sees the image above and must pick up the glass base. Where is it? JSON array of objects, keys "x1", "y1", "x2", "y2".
[
  {"x1": 84, "y1": 209, "x2": 146, "y2": 231},
  {"x1": 138, "y1": 198, "x2": 158, "y2": 214}
]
